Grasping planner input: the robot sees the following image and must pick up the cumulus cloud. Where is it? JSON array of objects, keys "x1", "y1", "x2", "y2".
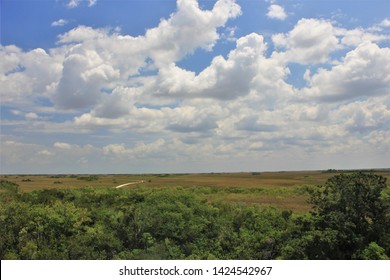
[
  {"x1": 267, "y1": 4, "x2": 287, "y2": 20},
  {"x1": 334, "y1": 97, "x2": 390, "y2": 134},
  {"x1": 301, "y1": 41, "x2": 390, "y2": 102},
  {"x1": 52, "y1": 0, "x2": 241, "y2": 110},
  {"x1": 54, "y1": 142, "x2": 73, "y2": 149},
  {"x1": 0, "y1": 45, "x2": 63, "y2": 105},
  {"x1": 2, "y1": 0, "x2": 390, "y2": 172},
  {"x1": 57, "y1": 25, "x2": 104, "y2": 43},
  {"x1": 165, "y1": 106, "x2": 219, "y2": 133},
  {"x1": 141, "y1": 0, "x2": 241, "y2": 66},
  {"x1": 380, "y1": 18, "x2": 390, "y2": 27},
  {"x1": 146, "y1": 33, "x2": 269, "y2": 100},
  {"x1": 91, "y1": 88, "x2": 134, "y2": 119},
  {"x1": 0, "y1": 141, "x2": 53, "y2": 170},
  {"x1": 54, "y1": 46, "x2": 120, "y2": 110},
  {"x1": 53, "y1": 142, "x2": 98, "y2": 156},
  {"x1": 338, "y1": 27, "x2": 390, "y2": 47},
  {"x1": 103, "y1": 139, "x2": 166, "y2": 158},
  {"x1": 236, "y1": 115, "x2": 278, "y2": 132},
  {"x1": 51, "y1": 19, "x2": 68, "y2": 27},
  {"x1": 272, "y1": 18, "x2": 340, "y2": 64}
]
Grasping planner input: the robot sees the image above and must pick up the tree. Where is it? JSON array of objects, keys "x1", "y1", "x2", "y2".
[{"x1": 307, "y1": 172, "x2": 390, "y2": 259}]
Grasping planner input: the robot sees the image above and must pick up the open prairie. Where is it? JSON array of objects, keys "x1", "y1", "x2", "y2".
[{"x1": 1, "y1": 169, "x2": 389, "y2": 212}]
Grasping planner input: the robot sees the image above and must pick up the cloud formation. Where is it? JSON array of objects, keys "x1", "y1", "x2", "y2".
[
  {"x1": 67, "y1": 0, "x2": 97, "y2": 9},
  {"x1": 1, "y1": 0, "x2": 389, "y2": 173},
  {"x1": 267, "y1": 4, "x2": 287, "y2": 20},
  {"x1": 272, "y1": 18, "x2": 339, "y2": 64},
  {"x1": 301, "y1": 41, "x2": 390, "y2": 102},
  {"x1": 51, "y1": 19, "x2": 68, "y2": 27}
]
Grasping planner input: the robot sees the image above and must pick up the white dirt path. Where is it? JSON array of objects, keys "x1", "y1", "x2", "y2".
[{"x1": 114, "y1": 181, "x2": 145, "y2": 189}]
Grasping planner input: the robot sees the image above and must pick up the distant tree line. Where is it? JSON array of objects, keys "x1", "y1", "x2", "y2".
[{"x1": 1, "y1": 172, "x2": 389, "y2": 260}]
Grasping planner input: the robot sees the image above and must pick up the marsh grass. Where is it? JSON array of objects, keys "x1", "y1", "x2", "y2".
[{"x1": 1, "y1": 170, "x2": 388, "y2": 212}]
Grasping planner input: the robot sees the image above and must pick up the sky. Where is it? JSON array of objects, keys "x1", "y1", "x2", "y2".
[{"x1": 1, "y1": 0, "x2": 389, "y2": 174}]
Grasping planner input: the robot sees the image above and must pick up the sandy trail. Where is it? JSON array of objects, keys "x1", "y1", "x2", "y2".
[{"x1": 115, "y1": 181, "x2": 144, "y2": 189}]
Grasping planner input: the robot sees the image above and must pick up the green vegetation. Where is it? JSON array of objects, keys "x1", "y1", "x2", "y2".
[
  {"x1": 281, "y1": 173, "x2": 390, "y2": 259},
  {"x1": 77, "y1": 175, "x2": 99, "y2": 182},
  {"x1": 0, "y1": 172, "x2": 389, "y2": 260}
]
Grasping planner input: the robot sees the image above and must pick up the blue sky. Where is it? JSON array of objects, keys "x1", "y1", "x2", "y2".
[{"x1": 1, "y1": 0, "x2": 389, "y2": 174}]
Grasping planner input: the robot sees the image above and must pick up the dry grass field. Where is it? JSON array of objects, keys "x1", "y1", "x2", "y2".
[{"x1": 2, "y1": 169, "x2": 389, "y2": 212}]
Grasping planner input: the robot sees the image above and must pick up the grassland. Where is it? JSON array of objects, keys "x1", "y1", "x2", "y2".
[
  {"x1": 1, "y1": 170, "x2": 390, "y2": 260},
  {"x1": 1, "y1": 169, "x2": 389, "y2": 212}
]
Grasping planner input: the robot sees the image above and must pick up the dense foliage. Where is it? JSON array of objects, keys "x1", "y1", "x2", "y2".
[
  {"x1": 1, "y1": 173, "x2": 389, "y2": 260},
  {"x1": 282, "y1": 173, "x2": 390, "y2": 259}
]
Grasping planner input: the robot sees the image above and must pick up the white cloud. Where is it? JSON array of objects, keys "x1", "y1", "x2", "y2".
[
  {"x1": 145, "y1": 33, "x2": 269, "y2": 100},
  {"x1": 1, "y1": 141, "x2": 46, "y2": 166},
  {"x1": 51, "y1": 19, "x2": 68, "y2": 27},
  {"x1": 2, "y1": 1, "x2": 390, "y2": 173},
  {"x1": 366, "y1": 130, "x2": 390, "y2": 153},
  {"x1": 103, "y1": 139, "x2": 166, "y2": 158},
  {"x1": 272, "y1": 18, "x2": 340, "y2": 64},
  {"x1": 338, "y1": 27, "x2": 390, "y2": 47},
  {"x1": 0, "y1": 138, "x2": 103, "y2": 173},
  {"x1": 67, "y1": 0, "x2": 81, "y2": 8},
  {"x1": 267, "y1": 4, "x2": 287, "y2": 20},
  {"x1": 380, "y1": 18, "x2": 390, "y2": 27},
  {"x1": 53, "y1": 142, "x2": 99, "y2": 156},
  {"x1": 164, "y1": 105, "x2": 220, "y2": 133},
  {"x1": 221, "y1": 26, "x2": 238, "y2": 42},
  {"x1": 37, "y1": 150, "x2": 55, "y2": 156},
  {"x1": 102, "y1": 143, "x2": 126, "y2": 155},
  {"x1": 25, "y1": 112, "x2": 39, "y2": 120},
  {"x1": 42, "y1": 18, "x2": 389, "y2": 168},
  {"x1": 0, "y1": 46, "x2": 64, "y2": 105},
  {"x1": 57, "y1": 25, "x2": 107, "y2": 43},
  {"x1": 54, "y1": 46, "x2": 120, "y2": 110},
  {"x1": 67, "y1": 0, "x2": 96, "y2": 9},
  {"x1": 141, "y1": 0, "x2": 241, "y2": 66},
  {"x1": 333, "y1": 97, "x2": 390, "y2": 134},
  {"x1": 301, "y1": 41, "x2": 390, "y2": 102},
  {"x1": 54, "y1": 142, "x2": 73, "y2": 149},
  {"x1": 52, "y1": 0, "x2": 241, "y2": 110},
  {"x1": 88, "y1": 0, "x2": 97, "y2": 7}
]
